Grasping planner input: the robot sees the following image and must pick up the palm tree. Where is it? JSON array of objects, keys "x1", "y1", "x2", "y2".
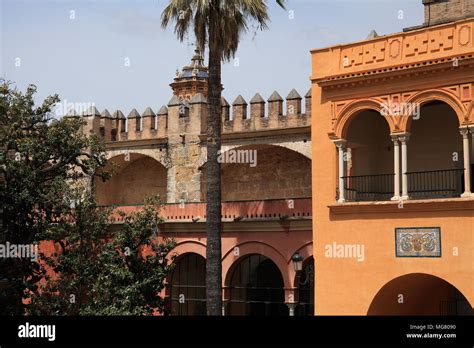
[{"x1": 161, "y1": 0, "x2": 286, "y2": 315}]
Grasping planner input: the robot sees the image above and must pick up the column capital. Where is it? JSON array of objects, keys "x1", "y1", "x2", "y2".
[
  {"x1": 459, "y1": 126, "x2": 471, "y2": 137},
  {"x1": 391, "y1": 134, "x2": 401, "y2": 143},
  {"x1": 333, "y1": 139, "x2": 347, "y2": 148},
  {"x1": 398, "y1": 132, "x2": 410, "y2": 143}
]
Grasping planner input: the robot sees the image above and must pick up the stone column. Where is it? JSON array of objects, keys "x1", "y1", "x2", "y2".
[
  {"x1": 400, "y1": 133, "x2": 410, "y2": 200},
  {"x1": 287, "y1": 303, "x2": 296, "y2": 316},
  {"x1": 391, "y1": 135, "x2": 401, "y2": 201},
  {"x1": 334, "y1": 139, "x2": 347, "y2": 203},
  {"x1": 460, "y1": 127, "x2": 472, "y2": 197}
]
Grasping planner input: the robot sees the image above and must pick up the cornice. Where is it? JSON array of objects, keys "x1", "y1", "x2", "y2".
[{"x1": 329, "y1": 197, "x2": 474, "y2": 215}]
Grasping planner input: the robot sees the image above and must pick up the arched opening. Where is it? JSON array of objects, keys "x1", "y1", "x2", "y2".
[
  {"x1": 95, "y1": 154, "x2": 167, "y2": 206},
  {"x1": 407, "y1": 101, "x2": 466, "y2": 199},
  {"x1": 344, "y1": 110, "x2": 393, "y2": 201},
  {"x1": 367, "y1": 273, "x2": 473, "y2": 315},
  {"x1": 201, "y1": 144, "x2": 311, "y2": 201},
  {"x1": 166, "y1": 253, "x2": 206, "y2": 316},
  {"x1": 295, "y1": 257, "x2": 314, "y2": 316},
  {"x1": 226, "y1": 254, "x2": 287, "y2": 316}
]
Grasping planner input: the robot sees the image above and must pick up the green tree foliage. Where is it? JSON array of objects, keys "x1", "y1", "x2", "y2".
[
  {"x1": 1, "y1": 81, "x2": 175, "y2": 315},
  {"x1": 29, "y1": 195, "x2": 176, "y2": 315},
  {"x1": 0, "y1": 81, "x2": 107, "y2": 314}
]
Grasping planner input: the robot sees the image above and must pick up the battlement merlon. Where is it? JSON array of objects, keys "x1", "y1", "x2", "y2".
[{"x1": 73, "y1": 88, "x2": 311, "y2": 145}]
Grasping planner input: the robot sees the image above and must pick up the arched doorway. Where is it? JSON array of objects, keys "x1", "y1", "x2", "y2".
[
  {"x1": 367, "y1": 273, "x2": 473, "y2": 315},
  {"x1": 166, "y1": 253, "x2": 206, "y2": 316},
  {"x1": 295, "y1": 257, "x2": 314, "y2": 316},
  {"x1": 226, "y1": 254, "x2": 287, "y2": 316}
]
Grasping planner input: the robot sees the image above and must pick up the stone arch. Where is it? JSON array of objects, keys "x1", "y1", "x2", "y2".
[
  {"x1": 201, "y1": 144, "x2": 312, "y2": 202},
  {"x1": 222, "y1": 241, "x2": 291, "y2": 289},
  {"x1": 335, "y1": 98, "x2": 396, "y2": 139},
  {"x1": 220, "y1": 142, "x2": 311, "y2": 161},
  {"x1": 96, "y1": 152, "x2": 167, "y2": 206},
  {"x1": 367, "y1": 272, "x2": 474, "y2": 315},
  {"x1": 166, "y1": 252, "x2": 206, "y2": 316},
  {"x1": 105, "y1": 148, "x2": 171, "y2": 169},
  {"x1": 401, "y1": 89, "x2": 467, "y2": 132},
  {"x1": 288, "y1": 241, "x2": 313, "y2": 264},
  {"x1": 172, "y1": 240, "x2": 207, "y2": 260},
  {"x1": 224, "y1": 253, "x2": 287, "y2": 316}
]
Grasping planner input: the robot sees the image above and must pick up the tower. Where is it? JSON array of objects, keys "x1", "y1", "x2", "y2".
[
  {"x1": 170, "y1": 48, "x2": 209, "y2": 101},
  {"x1": 423, "y1": 0, "x2": 474, "y2": 26}
]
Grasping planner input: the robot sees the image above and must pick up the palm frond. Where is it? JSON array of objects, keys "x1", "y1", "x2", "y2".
[{"x1": 161, "y1": 0, "x2": 285, "y2": 60}]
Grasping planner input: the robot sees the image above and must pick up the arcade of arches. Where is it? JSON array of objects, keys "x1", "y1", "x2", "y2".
[
  {"x1": 95, "y1": 144, "x2": 314, "y2": 316},
  {"x1": 336, "y1": 100, "x2": 473, "y2": 203},
  {"x1": 96, "y1": 145, "x2": 312, "y2": 205},
  {"x1": 165, "y1": 253, "x2": 315, "y2": 316}
]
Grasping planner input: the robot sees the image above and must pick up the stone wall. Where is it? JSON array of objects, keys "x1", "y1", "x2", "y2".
[
  {"x1": 423, "y1": 0, "x2": 474, "y2": 26},
  {"x1": 201, "y1": 145, "x2": 312, "y2": 202},
  {"x1": 96, "y1": 155, "x2": 167, "y2": 206}
]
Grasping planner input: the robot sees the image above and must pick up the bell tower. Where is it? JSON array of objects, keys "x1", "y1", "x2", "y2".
[{"x1": 170, "y1": 48, "x2": 209, "y2": 101}]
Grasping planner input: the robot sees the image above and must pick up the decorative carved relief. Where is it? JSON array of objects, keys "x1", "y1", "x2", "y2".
[
  {"x1": 404, "y1": 33, "x2": 429, "y2": 57},
  {"x1": 459, "y1": 25, "x2": 471, "y2": 46},
  {"x1": 339, "y1": 21, "x2": 472, "y2": 71},
  {"x1": 389, "y1": 39, "x2": 401, "y2": 58}
]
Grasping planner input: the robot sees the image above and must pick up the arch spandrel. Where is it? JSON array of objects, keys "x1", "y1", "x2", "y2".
[
  {"x1": 222, "y1": 241, "x2": 292, "y2": 289},
  {"x1": 401, "y1": 89, "x2": 467, "y2": 132},
  {"x1": 333, "y1": 98, "x2": 397, "y2": 139}
]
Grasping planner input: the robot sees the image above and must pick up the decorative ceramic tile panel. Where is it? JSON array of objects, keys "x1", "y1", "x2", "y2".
[{"x1": 395, "y1": 227, "x2": 441, "y2": 257}]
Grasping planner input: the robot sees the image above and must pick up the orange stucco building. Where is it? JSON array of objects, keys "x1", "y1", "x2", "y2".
[{"x1": 311, "y1": 0, "x2": 474, "y2": 315}]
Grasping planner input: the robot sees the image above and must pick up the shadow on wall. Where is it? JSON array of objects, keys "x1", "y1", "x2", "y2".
[
  {"x1": 201, "y1": 144, "x2": 312, "y2": 202},
  {"x1": 96, "y1": 154, "x2": 167, "y2": 206},
  {"x1": 367, "y1": 273, "x2": 473, "y2": 315}
]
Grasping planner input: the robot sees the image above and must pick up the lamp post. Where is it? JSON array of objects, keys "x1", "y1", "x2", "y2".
[
  {"x1": 289, "y1": 252, "x2": 304, "y2": 317},
  {"x1": 291, "y1": 251, "x2": 303, "y2": 272}
]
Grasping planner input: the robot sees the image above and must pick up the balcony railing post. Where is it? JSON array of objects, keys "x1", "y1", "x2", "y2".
[
  {"x1": 460, "y1": 127, "x2": 472, "y2": 197},
  {"x1": 400, "y1": 133, "x2": 410, "y2": 200},
  {"x1": 391, "y1": 135, "x2": 401, "y2": 201},
  {"x1": 334, "y1": 139, "x2": 347, "y2": 203}
]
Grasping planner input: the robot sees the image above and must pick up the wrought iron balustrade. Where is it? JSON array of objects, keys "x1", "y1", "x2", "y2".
[
  {"x1": 341, "y1": 168, "x2": 465, "y2": 202},
  {"x1": 406, "y1": 168, "x2": 464, "y2": 199},
  {"x1": 342, "y1": 173, "x2": 394, "y2": 202}
]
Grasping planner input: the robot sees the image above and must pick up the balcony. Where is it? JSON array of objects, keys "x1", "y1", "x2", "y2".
[{"x1": 343, "y1": 169, "x2": 465, "y2": 202}]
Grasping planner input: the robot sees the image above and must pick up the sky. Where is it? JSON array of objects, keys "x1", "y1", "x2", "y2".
[{"x1": 0, "y1": 0, "x2": 424, "y2": 116}]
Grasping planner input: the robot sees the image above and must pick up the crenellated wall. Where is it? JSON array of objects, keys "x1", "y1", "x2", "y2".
[
  {"x1": 223, "y1": 89, "x2": 311, "y2": 133},
  {"x1": 74, "y1": 88, "x2": 311, "y2": 143},
  {"x1": 73, "y1": 88, "x2": 311, "y2": 205}
]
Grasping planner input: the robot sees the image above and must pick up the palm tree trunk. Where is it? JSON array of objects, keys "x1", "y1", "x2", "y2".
[{"x1": 205, "y1": 0, "x2": 223, "y2": 316}]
